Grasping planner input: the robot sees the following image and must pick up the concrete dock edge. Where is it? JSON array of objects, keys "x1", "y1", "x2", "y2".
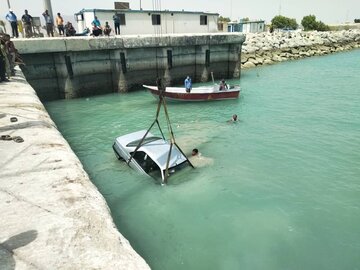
[{"x1": 0, "y1": 70, "x2": 150, "y2": 269}]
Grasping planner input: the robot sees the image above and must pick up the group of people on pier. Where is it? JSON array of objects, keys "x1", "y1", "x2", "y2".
[
  {"x1": 90, "y1": 15, "x2": 122, "y2": 37},
  {"x1": 3, "y1": 9, "x2": 77, "y2": 38},
  {"x1": 3, "y1": 9, "x2": 123, "y2": 38},
  {"x1": 5, "y1": 9, "x2": 76, "y2": 38}
]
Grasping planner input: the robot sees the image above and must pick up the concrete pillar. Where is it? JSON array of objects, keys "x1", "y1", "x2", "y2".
[
  {"x1": 233, "y1": 45, "x2": 242, "y2": 78},
  {"x1": 163, "y1": 68, "x2": 171, "y2": 86},
  {"x1": 200, "y1": 67, "x2": 209, "y2": 82},
  {"x1": 43, "y1": 0, "x2": 54, "y2": 20},
  {"x1": 118, "y1": 71, "x2": 128, "y2": 92}
]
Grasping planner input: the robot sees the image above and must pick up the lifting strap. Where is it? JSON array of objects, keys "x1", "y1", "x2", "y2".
[{"x1": 127, "y1": 78, "x2": 193, "y2": 184}]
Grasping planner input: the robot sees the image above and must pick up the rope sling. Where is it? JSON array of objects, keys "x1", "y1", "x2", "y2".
[
  {"x1": 127, "y1": 0, "x2": 193, "y2": 185},
  {"x1": 127, "y1": 79, "x2": 193, "y2": 185}
]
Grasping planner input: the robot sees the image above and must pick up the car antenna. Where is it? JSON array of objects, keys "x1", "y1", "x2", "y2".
[{"x1": 127, "y1": 78, "x2": 194, "y2": 185}]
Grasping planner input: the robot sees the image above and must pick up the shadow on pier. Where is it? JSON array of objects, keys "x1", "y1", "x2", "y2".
[{"x1": 0, "y1": 230, "x2": 38, "y2": 270}]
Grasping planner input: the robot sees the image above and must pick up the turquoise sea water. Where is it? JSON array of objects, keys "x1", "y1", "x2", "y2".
[{"x1": 46, "y1": 50, "x2": 360, "y2": 270}]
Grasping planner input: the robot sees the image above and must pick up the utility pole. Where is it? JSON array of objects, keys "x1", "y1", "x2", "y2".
[
  {"x1": 43, "y1": 0, "x2": 54, "y2": 20},
  {"x1": 140, "y1": 0, "x2": 142, "y2": 10},
  {"x1": 278, "y1": 0, "x2": 282, "y2": 15}
]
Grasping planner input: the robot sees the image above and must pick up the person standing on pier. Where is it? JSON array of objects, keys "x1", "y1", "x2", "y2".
[
  {"x1": 5, "y1": 10, "x2": 19, "y2": 38},
  {"x1": 56, "y1": 13, "x2": 64, "y2": 36},
  {"x1": 42, "y1": 10, "x2": 54, "y2": 37},
  {"x1": 113, "y1": 13, "x2": 120, "y2": 35},
  {"x1": 21, "y1": 10, "x2": 33, "y2": 38}
]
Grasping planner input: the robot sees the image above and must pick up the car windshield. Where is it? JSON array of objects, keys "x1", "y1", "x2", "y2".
[{"x1": 126, "y1": 136, "x2": 162, "y2": 147}]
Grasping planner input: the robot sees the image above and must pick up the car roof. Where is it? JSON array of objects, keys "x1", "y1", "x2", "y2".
[
  {"x1": 115, "y1": 130, "x2": 188, "y2": 170},
  {"x1": 141, "y1": 140, "x2": 187, "y2": 170},
  {"x1": 115, "y1": 130, "x2": 153, "y2": 146}
]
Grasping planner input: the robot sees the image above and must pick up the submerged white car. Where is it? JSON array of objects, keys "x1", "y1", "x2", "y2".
[{"x1": 113, "y1": 130, "x2": 191, "y2": 183}]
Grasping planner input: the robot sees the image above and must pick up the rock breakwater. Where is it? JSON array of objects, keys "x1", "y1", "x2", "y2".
[{"x1": 241, "y1": 30, "x2": 360, "y2": 68}]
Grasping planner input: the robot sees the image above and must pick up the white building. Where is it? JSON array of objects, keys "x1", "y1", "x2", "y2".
[
  {"x1": 228, "y1": 20, "x2": 266, "y2": 33},
  {"x1": 75, "y1": 9, "x2": 219, "y2": 35}
]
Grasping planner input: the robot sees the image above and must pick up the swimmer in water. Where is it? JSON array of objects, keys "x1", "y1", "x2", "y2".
[
  {"x1": 188, "y1": 148, "x2": 213, "y2": 167},
  {"x1": 227, "y1": 114, "x2": 238, "y2": 123},
  {"x1": 192, "y1": 148, "x2": 199, "y2": 156}
]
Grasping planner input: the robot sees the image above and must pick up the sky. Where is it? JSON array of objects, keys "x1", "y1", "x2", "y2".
[{"x1": 1, "y1": 0, "x2": 359, "y2": 27}]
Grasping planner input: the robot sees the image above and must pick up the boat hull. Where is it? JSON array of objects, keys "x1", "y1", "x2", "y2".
[{"x1": 143, "y1": 85, "x2": 240, "y2": 102}]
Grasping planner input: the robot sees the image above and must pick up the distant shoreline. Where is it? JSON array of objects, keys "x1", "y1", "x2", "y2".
[{"x1": 241, "y1": 30, "x2": 360, "y2": 68}]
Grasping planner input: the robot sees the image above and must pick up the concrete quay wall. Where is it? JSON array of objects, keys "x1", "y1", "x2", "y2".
[
  {"x1": 241, "y1": 29, "x2": 360, "y2": 68},
  {"x1": 13, "y1": 33, "x2": 245, "y2": 101},
  {"x1": 0, "y1": 70, "x2": 150, "y2": 269}
]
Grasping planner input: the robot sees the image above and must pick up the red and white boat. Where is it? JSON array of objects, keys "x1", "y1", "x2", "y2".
[{"x1": 143, "y1": 84, "x2": 241, "y2": 101}]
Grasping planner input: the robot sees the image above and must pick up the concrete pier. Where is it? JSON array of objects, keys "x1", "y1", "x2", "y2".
[
  {"x1": 0, "y1": 70, "x2": 150, "y2": 269},
  {"x1": 13, "y1": 33, "x2": 245, "y2": 101}
]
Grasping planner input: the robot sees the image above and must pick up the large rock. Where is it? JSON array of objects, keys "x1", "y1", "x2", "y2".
[
  {"x1": 243, "y1": 61, "x2": 256, "y2": 68},
  {"x1": 263, "y1": 59, "x2": 274, "y2": 65}
]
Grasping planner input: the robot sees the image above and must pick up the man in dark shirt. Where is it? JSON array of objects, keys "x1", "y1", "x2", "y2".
[
  {"x1": 113, "y1": 14, "x2": 120, "y2": 35},
  {"x1": 104, "y1": 22, "x2": 112, "y2": 36},
  {"x1": 21, "y1": 10, "x2": 33, "y2": 38}
]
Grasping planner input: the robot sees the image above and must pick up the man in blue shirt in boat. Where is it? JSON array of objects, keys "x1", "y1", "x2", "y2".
[{"x1": 184, "y1": 76, "x2": 192, "y2": 93}]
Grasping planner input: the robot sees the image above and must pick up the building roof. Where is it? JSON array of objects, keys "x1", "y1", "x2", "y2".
[
  {"x1": 75, "y1": 8, "x2": 219, "y2": 16},
  {"x1": 228, "y1": 20, "x2": 265, "y2": 25}
]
